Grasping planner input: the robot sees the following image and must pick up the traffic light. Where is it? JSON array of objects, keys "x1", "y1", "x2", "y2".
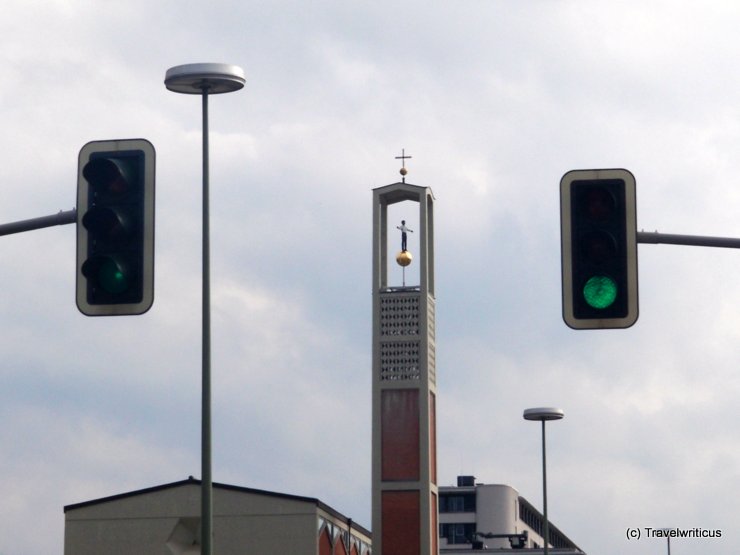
[
  {"x1": 560, "y1": 169, "x2": 638, "y2": 329},
  {"x1": 76, "y1": 139, "x2": 155, "y2": 316}
]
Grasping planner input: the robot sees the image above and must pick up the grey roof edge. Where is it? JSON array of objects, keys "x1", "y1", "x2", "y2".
[
  {"x1": 373, "y1": 181, "x2": 422, "y2": 190},
  {"x1": 63, "y1": 476, "x2": 371, "y2": 537},
  {"x1": 373, "y1": 181, "x2": 436, "y2": 200},
  {"x1": 518, "y1": 496, "x2": 584, "y2": 553}
]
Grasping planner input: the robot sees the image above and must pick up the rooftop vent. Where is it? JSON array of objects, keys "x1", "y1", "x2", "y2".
[{"x1": 457, "y1": 475, "x2": 475, "y2": 487}]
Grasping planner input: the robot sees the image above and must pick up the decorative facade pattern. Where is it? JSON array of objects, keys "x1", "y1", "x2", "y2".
[
  {"x1": 380, "y1": 340, "x2": 421, "y2": 381},
  {"x1": 380, "y1": 294, "x2": 421, "y2": 336},
  {"x1": 427, "y1": 295, "x2": 436, "y2": 385},
  {"x1": 378, "y1": 292, "x2": 436, "y2": 384},
  {"x1": 318, "y1": 517, "x2": 372, "y2": 555}
]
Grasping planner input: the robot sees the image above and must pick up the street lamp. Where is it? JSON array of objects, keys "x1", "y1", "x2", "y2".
[
  {"x1": 661, "y1": 528, "x2": 673, "y2": 555},
  {"x1": 523, "y1": 407, "x2": 564, "y2": 555},
  {"x1": 165, "y1": 63, "x2": 246, "y2": 555}
]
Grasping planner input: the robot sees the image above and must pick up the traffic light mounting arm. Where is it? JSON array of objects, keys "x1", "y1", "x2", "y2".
[
  {"x1": 0, "y1": 209, "x2": 76, "y2": 237},
  {"x1": 637, "y1": 230, "x2": 740, "y2": 249}
]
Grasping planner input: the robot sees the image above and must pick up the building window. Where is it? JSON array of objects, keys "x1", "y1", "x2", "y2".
[
  {"x1": 518, "y1": 498, "x2": 575, "y2": 550},
  {"x1": 440, "y1": 523, "x2": 476, "y2": 545},
  {"x1": 439, "y1": 493, "x2": 476, "y2": 513}
]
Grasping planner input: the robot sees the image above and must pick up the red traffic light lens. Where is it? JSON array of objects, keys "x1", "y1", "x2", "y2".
[
  {"x1": 580, "y1": 186, "x2": 616, "y2": 221},
  {"x1": 82, "y1": 158, "x2": 131, "y2": 194}
]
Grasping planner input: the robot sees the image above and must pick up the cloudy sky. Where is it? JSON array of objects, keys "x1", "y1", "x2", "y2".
[{"x1": 2, "y1": 1, "x2": 739, "y2": 553}]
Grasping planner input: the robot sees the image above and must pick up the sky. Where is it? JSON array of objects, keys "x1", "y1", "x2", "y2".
[{"x1": 1, "y1": 1, "x2": 739, "y2": 553}]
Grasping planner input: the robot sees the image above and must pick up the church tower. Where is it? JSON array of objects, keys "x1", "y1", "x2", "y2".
[{"x1": 371, "y1": 157, "x2": 438, "y2": 555}]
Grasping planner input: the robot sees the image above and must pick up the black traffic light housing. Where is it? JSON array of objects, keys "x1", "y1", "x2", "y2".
[
  {"x1": 560, "y1": 169, "x2": 638, "y2": 329},
  {"x1": 76, "y1": 139, "x2": 155, "y2": 316}
]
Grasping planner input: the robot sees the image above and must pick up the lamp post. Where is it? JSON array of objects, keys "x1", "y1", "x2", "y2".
[
  {"x1": 523, "y1": 407, "x2": 564, "y2": 555},
  {"x1": 165, "y1": 63, "x2": 245, "y2": 555},
  {"x1": 661, "y1": 528, "x2": 673, "y2": 555}
]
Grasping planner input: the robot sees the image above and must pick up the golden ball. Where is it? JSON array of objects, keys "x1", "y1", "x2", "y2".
[
  {"x1": 396, "y1": 250, "x2": 413, "y2": 267},
  {"x1": 400, "y1": 167, "x2": 408, "y2": 176}
]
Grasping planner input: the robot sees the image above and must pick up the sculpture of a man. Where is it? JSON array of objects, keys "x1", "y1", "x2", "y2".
[{"x1": 396, "y1": 220, "x2": 413, "y2": 252}]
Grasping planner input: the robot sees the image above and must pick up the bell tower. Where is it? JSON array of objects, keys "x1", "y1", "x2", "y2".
[{"x1": 371, "y1": 156, "x2": 437, "y2": 555}]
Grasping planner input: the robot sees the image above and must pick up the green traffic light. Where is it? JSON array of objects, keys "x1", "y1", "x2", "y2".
[
  {"x1": 77, "y1": 139, "x2": 155, "y2": 316},
  {"x1": 98, "y1": 258, "x2": 129, "y2": 294},
  {"x1": 583, "y1": 275, "x2": 617, "y2": 309}
]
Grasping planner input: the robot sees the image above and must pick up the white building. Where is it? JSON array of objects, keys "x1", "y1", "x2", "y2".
[
  {"x1": 63, "y1": 477, "x2": 371, "y2": 555},
  {"x1": 439, "y1": 476, "x2": 585, "y2": 554}
]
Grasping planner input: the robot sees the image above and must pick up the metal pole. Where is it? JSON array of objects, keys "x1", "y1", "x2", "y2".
[
  {"x1": 201, "y1": 87, "x2": 213, "y2": 555},
  {"x1": 0, "y1": 209, "x2": 76, "y2": 237},
  {"x1": 165, "y1": 62, "x2": 244, "y2": 555},
  {"x1": 638, "y1": 230, "x2": 740, "y2": 249},
  {"x1": 541, "y1": 420, "x2": 549, "y2": 555}
]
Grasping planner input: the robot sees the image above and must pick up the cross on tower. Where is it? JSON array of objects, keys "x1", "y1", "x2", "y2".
[{"x1": 395, "y1": 149, "x2": 412, "y2": 182}]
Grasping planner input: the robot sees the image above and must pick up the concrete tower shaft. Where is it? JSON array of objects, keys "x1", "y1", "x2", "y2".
[{"x1": 372, "y1": 182, "x2": 437, "y2": 555}]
